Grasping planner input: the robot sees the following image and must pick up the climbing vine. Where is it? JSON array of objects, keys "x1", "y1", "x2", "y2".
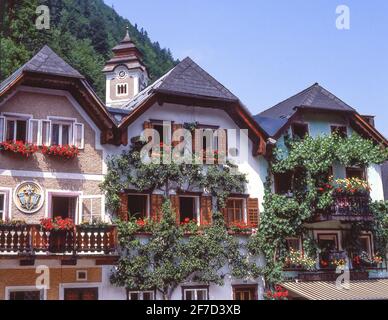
[{"x1": 252, "y1": 133, "x2": 388, "y2": 285}]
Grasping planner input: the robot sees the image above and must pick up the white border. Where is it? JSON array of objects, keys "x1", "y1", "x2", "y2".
[{"x1": 0, "y1": 169, "x2": 104, "y2": 181}]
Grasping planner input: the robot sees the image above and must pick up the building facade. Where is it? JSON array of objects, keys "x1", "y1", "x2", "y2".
[{"x1": 0, "y1": 31, "x2": 387, "y2": 300}]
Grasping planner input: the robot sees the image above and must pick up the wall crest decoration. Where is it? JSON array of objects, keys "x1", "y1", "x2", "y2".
[{"x1": 14, "y1": 182, "x2": 44, "y2": 214}]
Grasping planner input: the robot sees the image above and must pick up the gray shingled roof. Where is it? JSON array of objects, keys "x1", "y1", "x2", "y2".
[
  {"x1": 120, "y1": 57, "x2": 239, "y2": 114},
  {"x1": 0, "y1": 45, "x2": 83, "y2": 94},
  {"x1": 259, "y1": 83, "x2": 355, "y2": 119},
  {"x1": 254, "y1": 83, "x2": 357, "y2": 136}
]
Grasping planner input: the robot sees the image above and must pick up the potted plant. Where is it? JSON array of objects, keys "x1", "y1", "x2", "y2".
[
  {"x1": 40, "y1": 217, "x2": 75, "y2": 253},
  {"x1": 285, "y1": 249, "x2": 316, "y2": 271},
  {"x1": 229, "y1": 221, "x2": 253, "y2": 234},
  {"x1": 180, "y1": 218, "x2": 199, "y2": 234}
]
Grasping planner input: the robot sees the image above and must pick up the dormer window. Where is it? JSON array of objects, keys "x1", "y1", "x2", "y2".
[{"x1": 117, "y1": 83, "x2": 128, "y2": 96}]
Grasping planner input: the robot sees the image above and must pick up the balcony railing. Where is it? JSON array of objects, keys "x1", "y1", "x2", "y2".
[
  {"x1": 315, "y1": 193, "x2": 373, "y2": 221},
  {"x1": 0, "y1": 225, "x2": 117, "y2": 255}
]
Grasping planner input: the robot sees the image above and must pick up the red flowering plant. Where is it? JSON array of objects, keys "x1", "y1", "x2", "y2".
[
  {"x1": 0, "y1": 140, "x2": 39, "y2": 157},
  {"x1": 40, "y1": 216, "x2": 75, "y2": 231},
  {"x1": 229, "y1": 221, "x2": 254, "y2": 234},
  {"x1": 318, "y1": 177, "x2": 370, "y2": 196},
  {"x1": 180, "y1": 217, "x2": 199, "y2": 234},
  {"x1": 41, "y1": 145, "x2": 79, "y2": 159},
  {"x1": 265, "y1": 285, "x2": 289, "y2": 300},
  {"x1": 353, "y1": 251, "x2": 384, "y2": 269}
]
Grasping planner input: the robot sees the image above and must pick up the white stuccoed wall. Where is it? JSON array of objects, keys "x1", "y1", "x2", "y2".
[{"x1": 368, "y1": 164, "x2": 385, "y2": 201}]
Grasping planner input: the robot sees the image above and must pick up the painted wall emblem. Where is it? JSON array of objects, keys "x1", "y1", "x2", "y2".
[{"x1": 14, "y1": 182, "x2": 44, "y2": 214}]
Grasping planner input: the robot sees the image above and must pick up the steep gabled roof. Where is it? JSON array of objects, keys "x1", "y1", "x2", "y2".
[
  {"x1": 254, "y1": 83, "x2": 387, "y2": 146},
  {"x1": 259, "y1": 83, "x2": 355, "y2": 120},
  {"x1": 0, "y1": 45, "x2": 118, "y2": 142}
]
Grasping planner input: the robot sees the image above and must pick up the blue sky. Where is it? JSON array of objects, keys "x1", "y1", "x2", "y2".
[{"x1": 104, "y1": 0, "x2": 388, "y2": 137}]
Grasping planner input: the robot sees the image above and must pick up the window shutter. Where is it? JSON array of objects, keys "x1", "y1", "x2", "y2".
[
  {"x1": 200, "y1": 196, "x2": 212, "y2": 226},
  {"x1": 118, "y1": 193, "x2": 128, "y2": 221},
  {"x1": 216, "y1": 129, "x2": 227, "y2": 157},
  {"x1": 28, "y1": 119, "x2": 40, "y2": 145},
  {"x1": 74, "y1": 123, "x2": 85, "y2": 149},
  {"x1": 170, "y1": 195, "x2": 180, "y2": 224},
  {"x1": 143, "y1": 121, "x2": 154, "y2": 143},
  {"x1": 151, "y1": 194, "x2": 164, "y2": 222},
  {"x1": 193, "y1": 129, "x2": 202, "y2": 158},
  {"x1": 41, "y1": 120, "x2": 51, "y2": 146},
  {"x1": 172, "y1": 123, "x2": 183, "y2": 148},
  {"x1": 0, "y1": 116, "x2": 5, "y2": 142},
  {"x1": 247, "y1": 198, "x2": 259, "y2": 227}
]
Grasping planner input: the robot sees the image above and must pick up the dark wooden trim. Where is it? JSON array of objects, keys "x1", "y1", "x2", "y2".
[
  {"x1": 317, "y1": 232, "x2": 340, "y2": 251},
  {"x1": 232, "y1": 284, "x2": 259, "y2": 300}
]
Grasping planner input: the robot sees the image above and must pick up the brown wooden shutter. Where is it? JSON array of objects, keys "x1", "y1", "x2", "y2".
[
  {"x1": 118, "y1": 193, "x2": 128, "y2": 221},
  {"x1": 151, "y1": 194, "x2": 164, "y2": 222},
  {"x1": 170, "y1": 195, "x2": 180, "y2": 224},
  {"x1": 194, "y1": 129, "x2": 203, "y2": 158},
  {"x1": 200, "y1": 196, "x2": 212, "y2": 226},
  {"x1": 143, "y1": 121, "x2": 154, "y2": 143},
  {"x1": 247, "y1": 198, "x2": 259, "y2": 227},
  {"x1": 172, "y1": 124, "x2": 183, "y2": 148}
]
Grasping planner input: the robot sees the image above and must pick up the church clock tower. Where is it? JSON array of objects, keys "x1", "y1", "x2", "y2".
[{"x1": 103, "y1": 27, "x2": 149, "y2": 108}]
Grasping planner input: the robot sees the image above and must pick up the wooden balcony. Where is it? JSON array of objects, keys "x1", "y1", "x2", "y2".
[
  {"x1": 297, "y1": 271, "x2": 369, "y2": 282},
  {"x1": 314, "y1": 193, "x2": 373, "y2": 222},
  {"x1": 0, "y1": 225, "x2": 117, "y2": 256}
]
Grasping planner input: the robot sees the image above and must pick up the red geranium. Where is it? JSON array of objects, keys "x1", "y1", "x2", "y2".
[
  {"x1": 40, "y1": 216, "x2": 75, "y2": 231},
  {"x1": 41, "y1": 144, "x2": 79, "y2": 159},
  {"x1": 0, "y1": 140, "x2": 39, "y2": 157}
]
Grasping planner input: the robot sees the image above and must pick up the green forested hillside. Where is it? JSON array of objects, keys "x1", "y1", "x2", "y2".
[{"x1": 0, "y1": 0, "x2": 178, "y2": 98}]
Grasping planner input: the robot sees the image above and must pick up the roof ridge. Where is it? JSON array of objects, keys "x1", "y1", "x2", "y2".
[{"x1": 258, "y1": 83, "x2": 319, "y2": 117}]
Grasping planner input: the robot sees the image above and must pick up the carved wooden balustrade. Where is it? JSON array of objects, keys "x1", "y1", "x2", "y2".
[{"x1": 0, "y1": 225, "x2": 117, "y2": 255}]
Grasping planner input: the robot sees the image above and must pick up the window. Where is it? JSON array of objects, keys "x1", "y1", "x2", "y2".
[
  {"x1": 233, "y1": 285, "x2": 258, "y2": 300},
  {"x1": 8, "y1": 289, "x2": 44, "y2": 300},
  {"x1": 331, "y1": 125, "x2": 347, "y2": 138},
  {"x1": 153, "y1": 123, "x2": 165, "y2": 145},
  {"x1": 0, "y1": 193, "x2": 4, "y2": 220},
  {"x1": 179, "y1": 196, "x2": 197, "y2": 223},
  {"x1": 346, "y1": 167, "x2": 366, "y2": 180},
  {"x1": 117, "y1": 83, "x2": 128, "y2": 96},
  {"x1": 359, "y1": 235, "x2": 372, "y2": 257},
  {"x1": 64, "y1": 287, "x2": 98, "y2": 300},
  {"x1": 318, "y1": 233, "x2": 339, "y2": 268},
  {"x1": 292, "y1": 123, "x2": 309, "y2": 139},
  {"x1": 286, "y1": 238, "x2": 301, "y2": 251},
  {"x1": 226, "y1": 199, "x2": 245, "y2": 225},
  {"x1": 52, "y1": 196, "x2": 77, "y2": 220},
  {"x1": 0, "y1": 116, "x2": 4, "y2": 142},
  {"x1": 127, "y1": 194, "x2": 148, "y2": 219},
  {"x1": 127, "y1": 291, "x2": 154, "y2": 300},
  {"x1": 51, "y1": 121, "x2": 73, "y2": 145},
  {"x1": 6, "y1": 118, "x2": 27, "y2": 142},
  {"x1": 274, "y1": 171, "x2": 293, "y2": 195},
  {"x1": 76, "y1": 270, "x2": 88, "y2": 281},
  {"x1": 183, "y1": 287, "x2": 208, "y2": 300}
]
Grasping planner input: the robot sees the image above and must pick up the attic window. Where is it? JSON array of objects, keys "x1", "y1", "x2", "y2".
[
  {"x1": 331, "y1": 125, "x2": 347, "y2": 138},
  {"x1": 117, "y1": 83, "x2": 128, "y2": 96},
  {"x1": 292, "y1": 123, "x2": 309, "y2": 139}
]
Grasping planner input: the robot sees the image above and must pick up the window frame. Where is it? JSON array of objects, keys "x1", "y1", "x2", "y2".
[
  {"x1": 182, "y1": 286, "x2": 209, "y2": 300},
  {"x1": 359, "y1": 233, "x2": 374, "y2": 258},
  {"x1": 291, "y1": 122, "x2": 309, "y2": 139},
  {"x1": 116, "y1": 83, "x2": 128, "y2": 97},
  {"x1": 127, "y1": 290, "x2": 155, "y2": 300},
  {"x1": 0, "y1": 192, "x2": 5, "y2": 220},
  {"x1": 6, "y1": 286, "x2": 47, "y2": 300},
  {"x1": 346, "y1": 167, "x2": 366, "y2": 180},
  {"x1": 50, "y1": 120, "x2": 74, "y2": 146},
  {"x1": 232, "y1": 284, "x2": 258, "y2": 301},
  {"x1": 330, "y1": 124, "x2": 348, "y2": 138},
  {"x1": 285, "y1": 237, "x2": 302, "y2": 252},
  {"x1": 5, "y1": 116, "x2": 30, "y2": 142},
  {"x1": 127, "y1": 193, "x2": 150, "y2": 220},
  {"x1": 178, "y1": 195, "x2": 200, "y2": 224},
  {"x1": 225, "y1": 198, "x2": 247, "y2": 225}
]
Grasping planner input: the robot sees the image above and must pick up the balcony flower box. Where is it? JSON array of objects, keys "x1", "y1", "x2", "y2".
[
  {"x1": 0, "y1": 141, "x2": 39, "y2": 158},
  {"x1": 41, "y1": 145, "x2": 79, "y2": 159},
  {"x1": 40, "y1": 217, "x2": 75, "y2": 253},
  {"x1": 229, "y1": 222, "x2": 254, "y2": 234}
]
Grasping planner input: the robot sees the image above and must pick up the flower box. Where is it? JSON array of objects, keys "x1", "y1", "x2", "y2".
[
  {"x1": 0, "y1": 141, "x2": 38, "y2": 157},
  {"x1": 41, "y1": 145, "x2": 79, "y2": 159}
]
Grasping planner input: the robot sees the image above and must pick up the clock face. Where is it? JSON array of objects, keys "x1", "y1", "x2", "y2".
[{"x1": 118, "y1": 70, "x2": 126, "y2": 78}]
